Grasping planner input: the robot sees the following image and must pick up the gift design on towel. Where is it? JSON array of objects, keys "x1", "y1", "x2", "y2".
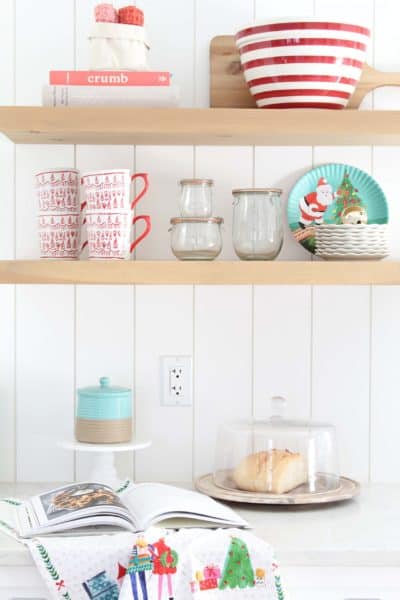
[{"x1": 82, "y1": 570, "x2": 119, "y2": 599}]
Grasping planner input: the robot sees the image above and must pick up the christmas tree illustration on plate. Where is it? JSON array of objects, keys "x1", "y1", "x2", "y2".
[
  {"x1": 218, "y1": 536, "x2": 255, "y2": 590},
  {"x1": 332, "y1": 172, "x2": 367, "y2": 225}
]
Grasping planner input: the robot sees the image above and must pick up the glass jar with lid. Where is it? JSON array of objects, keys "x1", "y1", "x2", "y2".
[
  {"x1": 179, "y1": 179, "x2": 214, "y2": 217},
  {"x1": 232, "y1": 188, "x2": 283, "y2": 260},
  {"x1": 213, "y1": 397, "x2": 340, "y2": 495},
  {"x1": 169, "y1": 217, "x2": 223, "y2": 260}
]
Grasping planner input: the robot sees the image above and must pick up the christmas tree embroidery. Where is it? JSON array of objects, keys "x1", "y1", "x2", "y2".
[
  {"x1": 218, "y1": 537, "x2": 255, "y2": 590},
  {"x1": 332, "y1": 172, "x2": 365, "y2": 224}
]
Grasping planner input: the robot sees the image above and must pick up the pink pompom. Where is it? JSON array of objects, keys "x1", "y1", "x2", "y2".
[{"x1": 95, "y1": 3, "x2": 118, "y2": 23}]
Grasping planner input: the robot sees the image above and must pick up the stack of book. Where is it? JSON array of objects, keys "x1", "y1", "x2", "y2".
[{"x1": 42, "y1": 70, "x2": 179, "y2": 107}]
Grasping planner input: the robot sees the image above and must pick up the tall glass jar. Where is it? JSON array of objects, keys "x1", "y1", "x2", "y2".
[
  {"x1": 232, "y1": 188, "x2": 283, "y2": 260},
  {"x1": 179, "y1": 179, "x2": 213, "y2": 217}
]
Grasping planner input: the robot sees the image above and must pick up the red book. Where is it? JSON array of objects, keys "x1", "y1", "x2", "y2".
[{"x1": 49, "y1": 70, "x2": 171, "y2": 86}]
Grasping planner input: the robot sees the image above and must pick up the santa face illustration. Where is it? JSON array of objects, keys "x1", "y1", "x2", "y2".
[{"x1": 299, "y1": 176, "x2": 335, "y2": 228}]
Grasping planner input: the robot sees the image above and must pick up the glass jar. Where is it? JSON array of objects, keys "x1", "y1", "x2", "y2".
[
  {"x1": 232, "y1": 188, "x2": 283, "y2": 260},
  {"x1": 179, "y1": 179, "x2": 213, "y2": 217},
  {"x1": 169, "y1": 217, "x2": 223, "y2": 260},
  {"x1": 214, "y1": 397, "x2": 340, "y2": 495}
]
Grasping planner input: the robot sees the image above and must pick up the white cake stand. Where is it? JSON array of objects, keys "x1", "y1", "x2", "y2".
[{"x1": 59, "y1": 439, "x2": 151, "y2": 488}]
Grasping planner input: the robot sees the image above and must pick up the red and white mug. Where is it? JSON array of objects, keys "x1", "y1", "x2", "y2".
[
  {"x1": 35, "y1": 168, "x2": 81, "y2": 212},
  {"x1": 81, "y1": 169, "x2": 149, "y2": 212},
  {"x1": 84, "y1": 212, "x2": 151, "y2": 259},
  {"x1": 38, "y1": 213, "x2": 81, "y2": 259}
]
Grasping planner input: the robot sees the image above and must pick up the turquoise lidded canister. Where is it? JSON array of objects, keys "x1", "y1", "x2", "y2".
[{"x1": 76, "y1": 376, "x2": 132, "y2": 443}]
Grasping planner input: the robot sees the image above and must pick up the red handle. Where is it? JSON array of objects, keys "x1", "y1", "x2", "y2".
[
  {"x1": 130, "y1": 214, "x2": 151, "y2": 253},
  {"x1": 131, "y1": 173, "x2": 149, "y2": 211}
]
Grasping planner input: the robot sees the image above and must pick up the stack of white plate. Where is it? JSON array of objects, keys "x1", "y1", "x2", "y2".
[{"x1": 315, "y1": 224, "x2": 389, "y2": 260}]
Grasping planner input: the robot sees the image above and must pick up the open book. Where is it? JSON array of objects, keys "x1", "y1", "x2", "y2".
[{"x1": 1, "y1": 481, "x2": 248, "y2": 538}]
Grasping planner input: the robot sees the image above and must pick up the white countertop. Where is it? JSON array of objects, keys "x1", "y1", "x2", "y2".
[{"x1": 0, "y1": 482, "x2": 399, "y2": 568}]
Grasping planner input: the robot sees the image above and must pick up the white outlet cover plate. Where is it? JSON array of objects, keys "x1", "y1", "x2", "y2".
[{"x1": 160, "y1": 355, "x2": 192, "y2": 407}]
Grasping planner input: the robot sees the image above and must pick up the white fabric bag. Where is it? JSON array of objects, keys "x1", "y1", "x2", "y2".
[{"x1": 89, "y1": 23, "x2": 150, "y2": 71}]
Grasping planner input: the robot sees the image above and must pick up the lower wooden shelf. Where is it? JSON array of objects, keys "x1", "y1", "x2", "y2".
[{"x1": 0, "y1": 260, "x2": 399, "y2": 285}]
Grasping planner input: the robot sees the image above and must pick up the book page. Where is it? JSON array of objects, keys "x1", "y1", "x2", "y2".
[
  {"x1": 29, "y1": 482, "x2": 133, "y2": 530},
  {"x1": 121, "y1": 483, "x2": 248, "y2": 530}
]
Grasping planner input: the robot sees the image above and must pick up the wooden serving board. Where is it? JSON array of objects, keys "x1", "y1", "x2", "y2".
[
  {"x1": 195, "y1": 473, "x2": 360, "y2": 505},
  {"x1": 210, "y1": 35, "x2": 400, "y2": 109}
]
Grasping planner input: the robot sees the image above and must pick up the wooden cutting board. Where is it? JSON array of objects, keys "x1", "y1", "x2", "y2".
[{"x1": 210, "y1": 35, "x2": 400, "y2": 109}]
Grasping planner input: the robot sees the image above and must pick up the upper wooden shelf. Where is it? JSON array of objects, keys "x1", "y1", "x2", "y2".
[
  {"x1": 1, "y1": 260, "x2": 400, "y2": 285},
  {"x1": 2, "y1": 107, "x2": 400, "y2": 146}
]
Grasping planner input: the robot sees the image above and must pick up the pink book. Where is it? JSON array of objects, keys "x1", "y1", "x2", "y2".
[{"x1": 49, "y1": 70, "x2": 171, "y2": 86}]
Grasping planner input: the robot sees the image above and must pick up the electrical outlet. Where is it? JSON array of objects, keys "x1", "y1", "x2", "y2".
[{"x1": 160, "y1": 356, "x2": 192, "y2": 406}]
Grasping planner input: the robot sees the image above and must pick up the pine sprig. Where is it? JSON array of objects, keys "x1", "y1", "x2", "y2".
[
  {"x1": 36, "y1": 543, "x2": 72, "y2": 598},
  {"x1": 275, "y1": 575, "x2": 285, "y2": 600}
]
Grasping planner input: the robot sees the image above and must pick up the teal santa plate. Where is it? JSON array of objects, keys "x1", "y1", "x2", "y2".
[{"x1": 287, "y1": 163, "x2": 389, "y2": 254}]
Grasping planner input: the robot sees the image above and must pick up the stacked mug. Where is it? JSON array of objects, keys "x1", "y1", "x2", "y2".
[
  {"x1": 81, "y1": 169, "x2": 151, "y2": 259},
  {"x1": 35, "y1": 168, "x2": 151, "y2": 260},
  {"x1": 35, "y1": 168, "x2": 81, "y2": 259},
  {"x1": 169, "y1": 179, "x2": 224, "y2": 260}
]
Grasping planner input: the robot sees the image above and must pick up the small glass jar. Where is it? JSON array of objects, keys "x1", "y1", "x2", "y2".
[
  {"x1": 170, "y1": 217, "x2": 223, "y2": 260},
  {"x1": 232, "y1": 188, "x2": 283, "y2": 260},
  {"x1": 179, "y1": 179, "x2": 213, "y2": 217}
]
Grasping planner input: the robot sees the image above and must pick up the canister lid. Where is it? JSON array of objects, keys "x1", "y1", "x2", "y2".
[
  {"x1": 78, "y1": 376, "x2": 131, "y2": 396},
  {"x1": 179, "y1": 179, "x2": 214, "y2": 186},
  {"x1": 170, "y1": 216, "x2": 223, "y2": 224},
  {"x1": 232, "y1": 188, "x2": 283, "y2": 195}
]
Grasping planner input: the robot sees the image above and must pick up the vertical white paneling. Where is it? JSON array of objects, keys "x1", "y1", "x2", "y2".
[
  {"x1": 194, "y1": 286, "x2": 252, "y2": 477},
  {"x1": 16, "y1": 286, "x2": 74, "y2": 482},
  {"x1": 75, "y1": 286, "x2": 134, "y2": 481},
  {"x1": 0, "y1": 287, "x2": 15, "y2": 481},
  {"x1": 14, "y1": 0, "x2": 75, "y2": 483},
  {"x1": 195, "y1": 147, "x2": 253, "y2": 259},
  {"x1": 195, "y1": 0, "x2": 253, "y2": 108},
  {"x1": 370, "y1": 287, "x2": 400, "y2": 482},
  {"x1": 255, "y1": 0, "x2": 314, "y2": 20},
  {"x1": 139, "y1": 0, "x2": 195, "y2": 107},
  {"x1": 312, "y1": 286, "x2": 370, "y2": 482},
  {"x1": 135, "y1": 146, "x2": 193, "y2": 259},
  {"x1": 254, "y1": 286, "x2": 311, "y2": 420},
  {"x1": 374, "y1": 0, "x2": 400, "y2": 109},
  {"x1": 255, "y1": 147, "x2": 313, "y2": 260},
  {"x1": 135, "y1": 286, "x2": 193, "y2": 482},
  {"x1": 0, "y1": 0, "x2": 15, "y2": 481},
  {"x1": 372, "y1": 147, "x2": 400, "y2": 259},
  {"x1": 313, "y1": 146, "x2": 372, "y2": 173},
  {"x1": 16, "y1": 0, "x2": 74, "y2": 105}
]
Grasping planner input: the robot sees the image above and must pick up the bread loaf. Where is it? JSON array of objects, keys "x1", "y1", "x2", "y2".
[{"x1": 233, "y1": 449, "x2": 307, "y2": 494}]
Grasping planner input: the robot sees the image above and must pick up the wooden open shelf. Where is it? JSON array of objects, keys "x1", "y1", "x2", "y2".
[
  {"x1": 2, "y1": 107, "x2": 400, "y2": 145},
  {"x1": 1, "y1": 260, "x2": 400, "y2": 285}
]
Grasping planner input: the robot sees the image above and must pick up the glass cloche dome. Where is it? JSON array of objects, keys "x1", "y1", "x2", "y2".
[{"x1": 213, "y1": 397, "x2": 340, "y2": 495}]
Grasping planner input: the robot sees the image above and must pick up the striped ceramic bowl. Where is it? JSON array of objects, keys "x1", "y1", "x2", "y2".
[{"x1": 235, "y1": 18, "x2": 370, "y2": 109}]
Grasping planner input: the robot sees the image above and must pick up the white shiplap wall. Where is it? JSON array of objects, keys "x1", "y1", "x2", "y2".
[{"x1": 1, "y1": 0, "x2": 400, "y2": 484}]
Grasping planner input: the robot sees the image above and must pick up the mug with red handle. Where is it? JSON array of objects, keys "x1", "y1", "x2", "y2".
[
  {"x1": 81, "y1": 169, "x2": 149, "y2": 212},
  {"x1": 80, "y1": 169, "x2": 151, "y2": 259},
  {"x1": 84, "y1": 212, "x2": 151, "y2": 259}
]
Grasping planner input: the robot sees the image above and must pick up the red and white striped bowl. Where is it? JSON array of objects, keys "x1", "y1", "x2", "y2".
[{"x1": 235, "y1": 19, "x2": 370, "y2": 109}]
